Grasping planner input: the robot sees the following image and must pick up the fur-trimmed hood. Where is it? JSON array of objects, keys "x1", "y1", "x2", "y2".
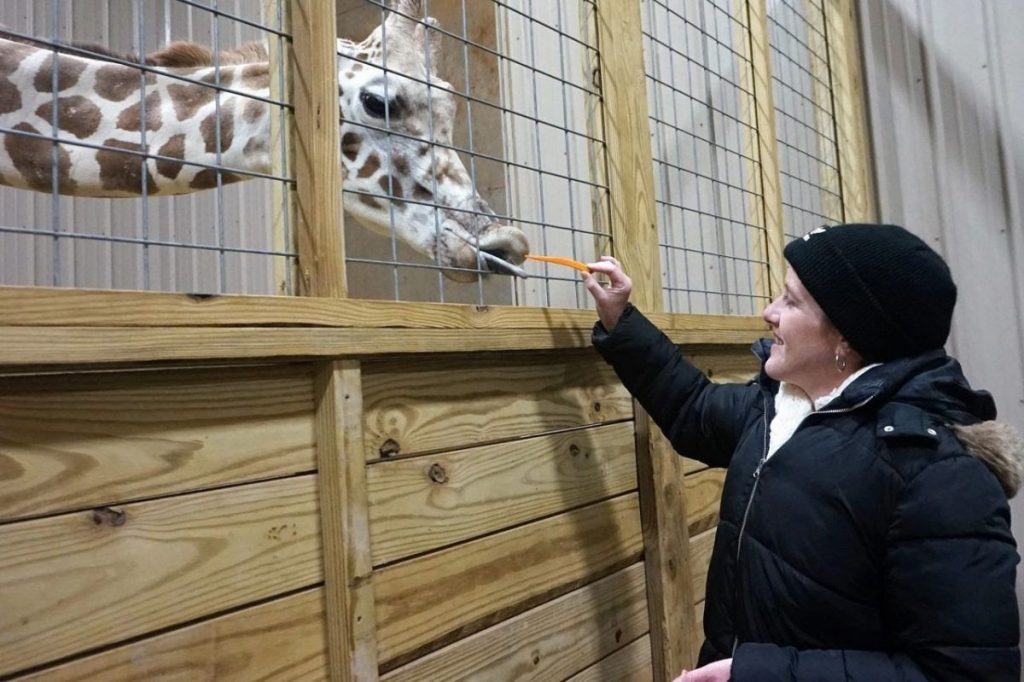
[{"x1": 953, "y1": 421, "x2": 1024, "y2": 498}]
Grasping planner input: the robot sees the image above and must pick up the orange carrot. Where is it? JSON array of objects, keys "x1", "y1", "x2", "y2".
[{"x1": 525, "y1": 254, "x2": 592, "y2": 273}]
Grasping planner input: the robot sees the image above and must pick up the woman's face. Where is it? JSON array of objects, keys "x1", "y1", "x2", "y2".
[{"x1": 761, "y1": 268, "x2": 846, "y2": 399}]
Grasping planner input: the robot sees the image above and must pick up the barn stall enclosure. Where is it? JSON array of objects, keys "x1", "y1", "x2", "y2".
[{"x1": 0, "y1": 0, "x2": 873, "y2": 680}]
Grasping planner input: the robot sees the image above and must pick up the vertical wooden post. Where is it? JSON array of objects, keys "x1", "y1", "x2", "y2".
[
  {"x1": 596, "y1": 0, "x2": 660, "y2": 312},
  {"x1": 597, "y1": 1, "x2": 698, "y2": 679},
  {"x1": 266, "y1": 0, "x2": 293, "y2": 294},
  {"x1": 824, "y1": 0, "x2": 878, "y2": 222},
  {"x1": 805, "y1": 0, "x2": 843, "y2": 223},
  {"x1": 292, "y1": 0, "x2": 347, "y2": 297},
  {"x1": 315, "y1": 361, "x2": 378, "y2": 681},
  {"x1": 747, "y1": 0, "x2": 786, "y2": 301}
]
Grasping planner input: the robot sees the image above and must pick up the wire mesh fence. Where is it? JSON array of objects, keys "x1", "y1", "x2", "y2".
[
  {"x1": 0, "y1": 0, "x2": 856, "y2": 311},
  {"x1": 338, "y1": 0, "x2": 609, "y2": 307},
  {"x1": 641, "y1": 0, "x2": 769, "y2": 316},
  {"x1": 0, "y1": 0, "x2": 295, "y2": 294},
  {"x1": 766, "y1": 0, "x2": 842, "y2": 240}
]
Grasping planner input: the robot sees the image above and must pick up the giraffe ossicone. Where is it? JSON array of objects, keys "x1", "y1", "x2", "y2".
[{"x1": 0, "y1": 0, "x2": 529, "y2": 281}]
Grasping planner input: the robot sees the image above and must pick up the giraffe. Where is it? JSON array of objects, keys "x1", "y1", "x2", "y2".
[{"x1": 0, "y1": 0, "x2": 529, "y2": 281}]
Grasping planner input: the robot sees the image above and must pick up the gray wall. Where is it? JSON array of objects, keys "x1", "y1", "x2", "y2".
[{"x1": 858, "y1": 0, "x2": 1024, "y2": 661}]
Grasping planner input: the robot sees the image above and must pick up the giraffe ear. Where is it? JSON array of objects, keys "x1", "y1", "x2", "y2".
[{"x1": 414, "y1": 17, "x2": 441, "y2": 69}]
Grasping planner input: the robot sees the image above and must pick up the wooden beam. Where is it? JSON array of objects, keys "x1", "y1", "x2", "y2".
[
  {"x1": 0, "y1": 324, "x2": 761, "y2": 369},
  {"x1": 314, "y1": 361, "x2": 378, "y2": 681},
  {"x1": 747, "y1": 0, "x2": 786, "y2": 300},
  {"x1": 0, "y1": 286, "x2": 765, "y2": 335},
  {"x1": 597, "y1": 0, "x2": 695, "y2": 676},
  {"x1": 596, "y1": 0, "x2": 660, "y2": 312},
  {"x1": 824, "y1": 0, "x2": 878, "y2": 222},
  {"x1": 266, "y1": 0, "x2": 296, "y2": 294},
  {"x1": 291, "y1": 0, "x2": 346, "y2": 297}
]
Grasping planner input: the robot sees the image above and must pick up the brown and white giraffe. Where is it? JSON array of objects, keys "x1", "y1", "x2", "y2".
[{"x1": 0, "y1": 0, "x2": 528, "y2": 280}]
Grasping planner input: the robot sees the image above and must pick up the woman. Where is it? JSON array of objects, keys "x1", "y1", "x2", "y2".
[{"x1": 582, "y1": 224, "x2": 1021, "y2": 681}]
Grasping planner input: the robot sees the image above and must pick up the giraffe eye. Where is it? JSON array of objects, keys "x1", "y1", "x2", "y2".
[{"x1": 360, "y1": 91, "x2": 391, "y2": 118}]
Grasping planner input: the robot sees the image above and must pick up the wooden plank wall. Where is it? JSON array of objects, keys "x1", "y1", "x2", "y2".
[{"x1": 0, "y1": 345, "x2": 752, "y2": 680}]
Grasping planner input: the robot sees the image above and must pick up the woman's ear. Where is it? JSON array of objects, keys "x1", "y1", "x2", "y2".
[{"x1": 836, "y1": 339, "x2": 866, "y2": 373}]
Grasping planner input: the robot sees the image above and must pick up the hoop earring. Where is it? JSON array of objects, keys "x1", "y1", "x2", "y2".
[{"x1": 835, "y1": 351, "x2": 847, "y2": 373}]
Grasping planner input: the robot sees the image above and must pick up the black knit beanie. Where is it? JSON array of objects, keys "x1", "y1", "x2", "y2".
[{"x1": 783, "y1": 224, "x2": 957, "y2": 362}]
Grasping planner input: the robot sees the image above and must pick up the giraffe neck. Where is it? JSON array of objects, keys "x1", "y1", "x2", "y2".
[{"x1": 0, "y1": 37, "x2": 273, "y2": 197}]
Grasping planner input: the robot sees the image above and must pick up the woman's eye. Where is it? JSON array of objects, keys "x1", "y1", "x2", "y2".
[{"x1": 360, "y1": 91, "x2": 389, "y2": 118}]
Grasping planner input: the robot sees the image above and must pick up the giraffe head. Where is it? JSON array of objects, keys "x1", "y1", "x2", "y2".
[{"x1": 337, "y1": 0, "x2": 528, "y2": 281}]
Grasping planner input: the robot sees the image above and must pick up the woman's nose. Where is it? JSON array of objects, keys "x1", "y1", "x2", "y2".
[{"x1": 762, "y1": 299, "x2": 778, "y2": 325}]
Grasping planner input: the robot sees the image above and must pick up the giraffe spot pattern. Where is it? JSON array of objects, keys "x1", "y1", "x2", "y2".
[
  {"x1": 156, "y1": 133, "x2": 186, "y2": 179},
  {"x1": 243, "y1": 99, "x2": 265, "y2": 124},
  {"x1": 116, "y1": 90, "x2": 163, "y2": 133},
  {"x1": 342, "y1": 132, "x2": 361, "y2": 161},
  {"x1": 379, "y1": 174, "x2": 405, "y2": 207},
  {"x1": 359, "y1": 192, "x2": 383, "y2": 210},
  {"x1": 167, "y1": 82, "x2": 215, "y2": 122},
  {"x1": 412, "y1": 182, "x2": 433, "y2": 201},
  {"x1": 358, "y1": 153, "x2": 380, "y2": 178},
  {"x1": 200, "y1": 69, "x2": 234, "y2": 88},
  {"x1": 0, "y1": 40, "x2": 33, "y2": 76},
  {"x1": 4, "y1": 122, "x2": 77, "y2": 193},
  {"x1": 200, "y1": 100, "x2": 235, "y2": 154},
  {"x1": 0, "y1": 75, "x2": 20, "y2": 114},
  {"x1": 33, "y1": 54, "x2": 86, "y2": 93},
  {"x1": 190, "y1": 168, "x2": 245, "y2": 190},
  {"x1": 96, "y1": 138, "x2": 157, "y2": 194},
  {"x1": 95, "y1": 64, "x2": 156, "y2": 102},
  {"x1": 35, "y1": 96, "x2": 102, "y2": 140}
]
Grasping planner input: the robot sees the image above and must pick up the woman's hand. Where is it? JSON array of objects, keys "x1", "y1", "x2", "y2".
[
  {"x1": 671, "y1": 658, "x2": 732, "y2": 682},
  {"x1": 581, "y1": 256, "x2": 632, "y2": 331}
]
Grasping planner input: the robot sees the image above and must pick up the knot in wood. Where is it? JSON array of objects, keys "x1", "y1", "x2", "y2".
[
  {"x1": 569, "y1": 443, "x2": 581, "y2": 457},
  {"x1": 91, "y1": 507, "x2": 126, "y2": 527},
  {"x1": 379, "y1": 438, "x2": 401, "y2": 457},
  {"x1": 592, "y1": 401, "x2": 602, "y2": 413},
  {"x1": 427, "y1": 463, "x2": 448, "y2": 484}
]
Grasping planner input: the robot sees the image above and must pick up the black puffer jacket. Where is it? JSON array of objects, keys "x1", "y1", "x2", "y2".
[{"x1": 593, "y1": 306, "x2": 1021, "y2": 681}]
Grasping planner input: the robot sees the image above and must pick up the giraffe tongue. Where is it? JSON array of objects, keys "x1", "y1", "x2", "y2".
[{"x1": 478, "y1": 250, "x2": 528, "y2": 278}]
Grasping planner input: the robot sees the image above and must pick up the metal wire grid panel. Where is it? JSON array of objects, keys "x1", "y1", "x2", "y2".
[
  {"x1": 339, "y1": 0, "x2": 610, "y2": 308},
  {"x1": 767, "y1": 0, "x2": 842, "y2": 241},
  {"x1": 0, "y1": 0, "x2": 294, "y2": 294},
  {"x1": 641, "y1": 0, "x2": 769, "y2": 316}
]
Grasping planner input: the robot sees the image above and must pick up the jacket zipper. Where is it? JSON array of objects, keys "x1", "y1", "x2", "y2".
[{"x1": 729, "y1": 391, "x2": 877, "y2": 656}]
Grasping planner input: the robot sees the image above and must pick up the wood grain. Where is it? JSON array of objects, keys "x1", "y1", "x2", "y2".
[
  {"x1": 0, "y1": 475, "x2": 322, "y2": 677},
  {"x1": 381, "y1": 562, "x2": 649, "y2": 682},
  {"x1": 0, "y1": 365, "x2": 315, "y2": 522},
  {"x1": 368, "y1": 421, "x2": 638, "y2": 565},
  {"x1": 634, "y1": 403, "x2": 698, "y2": 680},
  {"x1": 565, "y1": 634, "x2": 654, "y2": 682},
  {"x1": 597, "y1": 0, "x2": 661, "y2": 312},
  {"x1": 689, "y1": 527, "x2": 717, "y2": 604},
  {"x1": 13, "y1": 588, "x2": 328, "y2": 682},
  {"x1": 824, "y1": 0, "x2": 878, "y2": 222},
  {"x1": 314, "y1": 362, "x2": 378, "y2": 681},
  {"x1": 747, "y1": 0, "x2": 786, "y2": 300},
  {"x1": 361, "y1": 353, "x2": 632, "y2": 461},
  {"x1": 291, "y1": 0, "x2": 345, "y2": 297},
  {"x1": 0, "y1": 287, "x2": 764, "y2": 334},
  {"x1": 684, "y1": 468, "x2": 726, "y2": 536},
  {"x1": 373, "y1": 493, "x2": 644, "y2": 666}
]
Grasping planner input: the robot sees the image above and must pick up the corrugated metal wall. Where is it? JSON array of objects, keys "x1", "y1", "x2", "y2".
[{"x1": 858, "y1": 0, "x2": 1024, "y2": 653}]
